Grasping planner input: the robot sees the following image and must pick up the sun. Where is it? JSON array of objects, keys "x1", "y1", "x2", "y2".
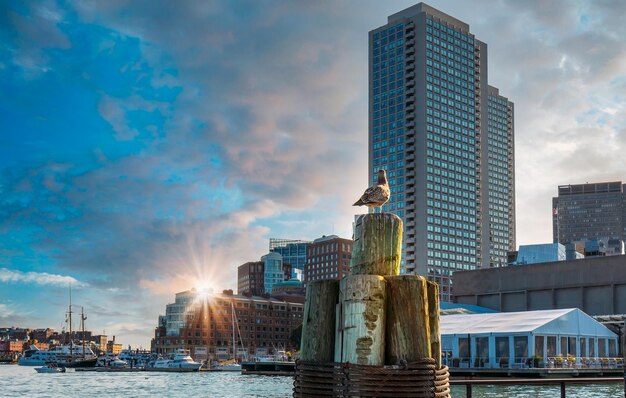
[{"x1": 194, "y1": 280, "x2": 214, "y2": 298}]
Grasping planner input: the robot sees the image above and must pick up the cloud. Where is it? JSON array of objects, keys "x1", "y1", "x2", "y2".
[
  {"x1": 2, "y1": 0, "x2": 626, "y2": 347},
  {"x1": 0, "y1": 268, "x2": 85, "y2": 287}
]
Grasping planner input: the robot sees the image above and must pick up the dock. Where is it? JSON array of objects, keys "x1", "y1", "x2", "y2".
[{"x1": 241, "y1": 361, "x2": 295, "y2": 375}]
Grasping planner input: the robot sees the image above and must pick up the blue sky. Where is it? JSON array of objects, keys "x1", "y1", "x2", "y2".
[{"x1": 1, "y1": 0, "x2": 625, "y2": 347}]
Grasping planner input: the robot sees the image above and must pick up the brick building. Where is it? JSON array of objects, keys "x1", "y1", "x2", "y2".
[
  {"x1": 151, "y1": 289, "x2": 303, "y2": 361},
  {"x1": 304, "y1": 235, "x2": 353, "y2": 284}
]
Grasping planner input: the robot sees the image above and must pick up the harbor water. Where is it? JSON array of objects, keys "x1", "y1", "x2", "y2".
[{"x1": 0, "y1": 364, "x2": 622, "y2": 397}]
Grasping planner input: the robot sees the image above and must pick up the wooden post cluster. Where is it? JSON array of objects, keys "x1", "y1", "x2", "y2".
[{"x1": 300, "y1": 213, "x2": 442, "y2": 370}]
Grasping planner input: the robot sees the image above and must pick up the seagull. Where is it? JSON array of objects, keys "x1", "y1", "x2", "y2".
[{"x1": 353, "y1": 169, "x2": 390, "y2": 213}]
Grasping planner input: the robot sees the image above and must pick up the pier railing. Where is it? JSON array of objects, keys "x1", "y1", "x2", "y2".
[
  {"x1": 450, "y1": 377, "x2": 622, "y2": 398},
  {"x1": 446, "y1": 356, "x2": 624, "y2": 370}
]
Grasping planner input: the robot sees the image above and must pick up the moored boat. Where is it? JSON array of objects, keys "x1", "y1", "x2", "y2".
[
  {"x1": 146, "y1": 349, "x2": 201, "y2": 372},
  {"x1": 35, "y1": 363, "x2": 66, "y2": 373}
]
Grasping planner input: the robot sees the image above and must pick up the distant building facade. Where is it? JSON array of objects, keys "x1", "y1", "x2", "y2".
[
  {"x1": 151, "y1": 289, "x2": 303, "y2": 361},
  {"x1": 237, "y1": 255, "x2": 292, "y2": 296},
  {"x1": 237, "y1": 261, "x2": 265, "y2": 296},
  {"x1": 304, "y1": 235, "x2": 353, "y2": 284},
  {"x1": 553, "y1": 181, "x2": 626, "y2": 244}
]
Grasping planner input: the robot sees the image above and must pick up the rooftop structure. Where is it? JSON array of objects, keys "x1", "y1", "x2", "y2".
[{"x1": 511, "y1": 243, "x2": 566, "y2": 265}]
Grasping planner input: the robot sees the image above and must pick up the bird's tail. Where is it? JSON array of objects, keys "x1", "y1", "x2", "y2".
[{"x1": 353, "y1": 199, "x2": 364, "y2": 206}]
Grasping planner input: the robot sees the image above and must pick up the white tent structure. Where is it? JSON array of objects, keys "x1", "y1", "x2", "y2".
[{"x1": 441, "y1": 308, "x2": 618, "y2": 368}]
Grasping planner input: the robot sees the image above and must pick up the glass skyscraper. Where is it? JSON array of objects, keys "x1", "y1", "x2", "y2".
[{"x1": 369, "y1": 3, "x2": 515, "y2": 301}]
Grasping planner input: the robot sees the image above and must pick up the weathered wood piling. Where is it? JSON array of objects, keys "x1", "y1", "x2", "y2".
[
  {"x1": 385, "y1": 275, "x2": 431, "y2": 365},
  {"x1": 296, "y1": 212, "x2": 449, "y2": 397},
  {"x1": 350, "y1": 213, "x2": 402, "y2": 275},
  {"x1": 336, "y1": 275, "x2": 386, "y2": 365},
  {"x1": 300, "y1": 280, "x2": 340, "y2": 362}
]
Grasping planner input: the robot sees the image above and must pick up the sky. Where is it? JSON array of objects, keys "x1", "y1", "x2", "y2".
[{"x1": 1, "y1": 0, "x2": 625, "y2": 347}]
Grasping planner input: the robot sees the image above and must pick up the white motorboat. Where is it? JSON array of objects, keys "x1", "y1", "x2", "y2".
[
  {"x1": 35, "y1": 363, "x2": 66, "y2": 373},
  {"x1": 212, "y1": 360, "x2": 242, "y2": 371},
  {"x1": 147, "y1": 350, "x2": 201, "y2": 372}
]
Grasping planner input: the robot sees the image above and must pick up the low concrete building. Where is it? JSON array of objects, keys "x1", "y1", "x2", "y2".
[{"x1": 452, "y1": 255, "x2": 626, "y2": 316}]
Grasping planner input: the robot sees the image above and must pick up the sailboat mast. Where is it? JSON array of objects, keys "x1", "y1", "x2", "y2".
[
  {"x1": 81, "y1": 307, "x2": 86, "y2": 360},
  {"x1": 231, "y1": 301, "x2": 236, "y2": 361},
  {"x1": 69, "y1": 283, "x2": 73, "y2": 359}
]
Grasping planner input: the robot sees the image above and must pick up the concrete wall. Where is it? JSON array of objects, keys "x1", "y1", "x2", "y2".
[{"x1": 452, "y1": 255, "x2": 626, "y2": 315}]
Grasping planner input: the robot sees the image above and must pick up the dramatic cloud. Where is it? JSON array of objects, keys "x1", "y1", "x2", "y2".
[{"x1": 1, "y1": 0, "x2": 625, "y2": 346}]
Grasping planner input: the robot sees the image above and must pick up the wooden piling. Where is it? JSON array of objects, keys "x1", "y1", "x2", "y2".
[
  {"x1": 427, "y1": 281, "x2": 441, "y2": 369},
  {"x1": 300, "y1": 280, "x2": 340, "y2": 362},
  {"x1": 350, "y1": 213, "x2": 403, "y2": 276},
  {"x1": 385, "y1": 275, "x2": 431, "y2": 365},
  {"x1": 336, "y1": 275, "x2": 386, "y2": 365}
]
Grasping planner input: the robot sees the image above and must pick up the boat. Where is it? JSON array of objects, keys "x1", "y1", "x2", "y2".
[
  {"x1": 146, "y1": 349, "x2": 202, "y2": 372},
  {"x1": 96, "y1": 355, "x2": 128, "y2": 368},
  {"x1": 35, "y1": 363, "x2": 66, "y2": 373},
  {"x1": 19, "y1": 346, "x2": 59, "y2": 366},
  {"x1": 18, "y1": 343, "x2": 96, "y2": 367},
  {"x1": 209, "y1": 359, "x2": 242, "y2": 372}
]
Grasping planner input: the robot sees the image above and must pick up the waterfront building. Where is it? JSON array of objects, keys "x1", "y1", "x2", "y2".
[
  {"x1": 107, "y1": 338, "x2": 123, "y2": 355},
  {"x1": 151, "y1": 289, "x2": 303, "y2": 361},
  {"x1": 553, "y1": 181, "x2": 626, "y2": 244},
  {"x1": 369, "y1": 3, "x2": 515, "y2": 301},
  {"x1": 452, "y1": 255, "x2": 626, "y2": 317},
  {"x1": 91, "y1": 335, "x2": 108, "y2": 352},
  {"x1": 510, "y1": 243, "x2": 566, "y2": 265},
  {"x1": 0, "y1": 340, "x2": 27, "y2": 352},
  {"x1": 269, "y1": 238, "x2": 310, "y2": 277},
  {"x1": 0, "y1": 327, "x2": 29, "y2": 341},
  {"x1": 441, "y1": 308, "x2": 618, "y2": 368},
  {"x1": 304, "y1": 235, "x2": 353, "y2": 284},
  {"x1": 31, "y1": 328, "x2": 55, "y2": 343}
]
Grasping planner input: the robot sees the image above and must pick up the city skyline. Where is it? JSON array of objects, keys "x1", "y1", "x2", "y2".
[{"x1": 1, "y1": 0, "x2": 625, "y2": 347}]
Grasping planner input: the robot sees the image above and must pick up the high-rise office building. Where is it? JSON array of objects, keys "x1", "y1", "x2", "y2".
[
  {"x1": 369, "y1": 3, "x2": 515, "y2": 300},
  {"x1": 552, "y1": 181, "x2": 626, "y2": 244}
]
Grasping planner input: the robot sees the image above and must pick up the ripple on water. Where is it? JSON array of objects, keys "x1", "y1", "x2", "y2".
[{"x1": 1, "y1": 365, "x2": 622, "y2": 398}]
